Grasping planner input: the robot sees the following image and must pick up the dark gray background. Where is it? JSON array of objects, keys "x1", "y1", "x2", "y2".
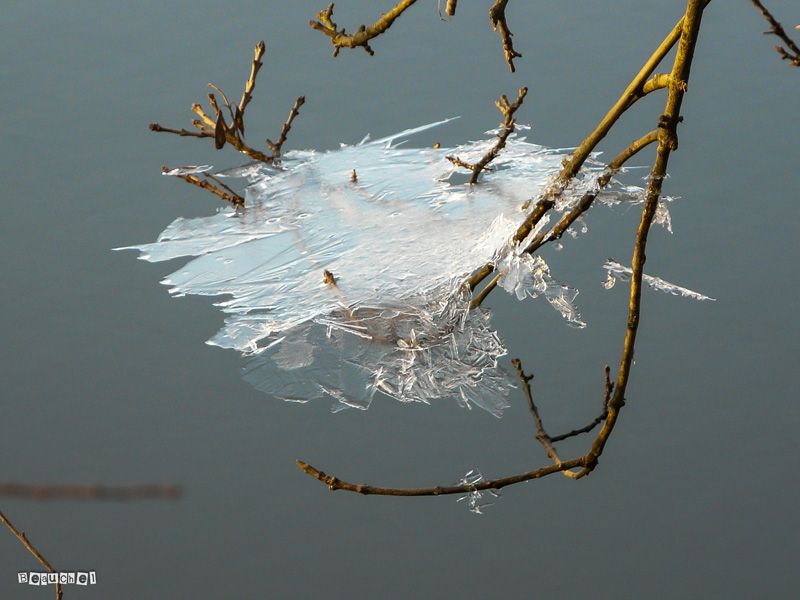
[{"x1": 1, "y1": 1, "x2": 798, "y2": 598}]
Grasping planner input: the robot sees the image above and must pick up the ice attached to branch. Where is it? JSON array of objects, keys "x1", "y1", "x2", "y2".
[
  {"x1": 596, "y1": 181, "x2": 675, "y2": 233},
  {"x1": 456, "y1": 469, "x2": 500, "y2": 515},
  {"x1": 603, "y1": 259, "x2": 716, "y2": 301},
  {"x1": 118, "y1": 119, "x2": 583, "y2": 415},
  {"x1": 496, "y1": 244, "x2": 586, "y2": 328}
]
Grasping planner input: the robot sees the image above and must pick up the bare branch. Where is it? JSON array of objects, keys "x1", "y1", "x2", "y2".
[
  {"x1": 162, "y1": 166, "x2": 245, "y2": 207},
  {"x1": 310, "y1": 1, "x2": 419, "y2": 57},
  {"x1": 148, "y1": 123, "x2": 213, "y2": 139},
  {"x1": 239, "y1": 41, "x2": 266, "y2": 114},
  {"x1": 489, "y1": 0, "x2": 522, "y2": 73},
  {"x1": 267, "y1": 96, "x2": 306, "y2": 157},
  {"x1": 549, "y1": 366, "x2": 612, "y2": 443},
  {"x1": 1, "y1": 508, "x2": 62, "y2": 600},
  {"x1": 447, "y1": 87, "x2": 527, "y2": 184},
  {"x1": 751, "y1": 0, "x2": 800, "y2": 66}
]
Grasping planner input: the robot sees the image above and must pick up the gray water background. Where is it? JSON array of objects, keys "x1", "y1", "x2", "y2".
[{"x1": 1, "y1": 1, "x2": 798, "y2": 598}]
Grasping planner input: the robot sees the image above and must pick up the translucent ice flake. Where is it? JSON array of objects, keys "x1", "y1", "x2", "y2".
[
  {"x1": 596, "y1": 183, "x2": 675, "y2": 232},
  {"x1": 456, "y1": 469, "x2": 500, "y2": 515},
  {"x1": 496, "y1": 243, "x2": 586, "y2": 328},
  {"x1": 117, "y1": 119, "x2": 579, "y2": 415},
  {"x1": 602, "y1": 259, "x2": 716, "y2": 301}
]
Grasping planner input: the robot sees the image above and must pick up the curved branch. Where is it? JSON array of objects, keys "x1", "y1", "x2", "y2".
[
  {"x1": 310, "y1": 1, "x2": 419, "y2": 57},
  {"x1": 297, "y1": 0, "x2": 707, "y2": 499},
  {"x1": 296, "y1": 457, "x2": 586, "y2": 496}
]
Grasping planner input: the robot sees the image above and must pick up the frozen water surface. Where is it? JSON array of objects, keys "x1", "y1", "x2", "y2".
[{"x1": 117, "y1": 120, "x2": 629, "y2": 415}]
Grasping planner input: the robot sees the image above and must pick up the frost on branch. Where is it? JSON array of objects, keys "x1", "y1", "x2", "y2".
[{"x1": 119, "y1": 120, "x2": 615, "y2": 415}]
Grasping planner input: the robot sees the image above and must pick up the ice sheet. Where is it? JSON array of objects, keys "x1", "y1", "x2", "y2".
[{"x1": 117, "y1": 120, "x2": 610, "y2": 414}]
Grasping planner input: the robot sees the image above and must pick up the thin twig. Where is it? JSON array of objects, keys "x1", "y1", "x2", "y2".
[
  {"x1": 447, "y1": 87, "x2": 527, "y2": 184},
  {"x1": 489, "y1": 0, "x2": 522, "y2": 73},
  {"x1": 148, "y1": 123, "x2": 213, "y2": 139},
  {"x1": 162, "y1": 166, "x2": 245, "y2": 207},
  {"x1": 0, "y1": 508, "x2": 63, "y2": 600},
  {"x1": 751, "y1": 0, "x2": 800, "y2": 66},
  {"x1": 512, "y1": 358, "x2": 609, "y2": 479},
  {"x1": 549, "y1": 366, "x2": 612, "y2": 442},
  {"x1": 267, "y1": 96, "x2": 306, "y2": 157},
  {"x1": 511, "y1": 359, "x2": 562, "y2": 464},
  {"x1": 310, "y1": 1, "x2": 419, "y2": 57}
]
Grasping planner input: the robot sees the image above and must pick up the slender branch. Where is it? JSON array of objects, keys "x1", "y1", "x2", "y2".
[
  {"x1": 0, "y1": 483, "x2": 181, "y2": 501},
  {"x1": 489, "y1": 0, "x2": 522, "y2": 73},
  {"x1": 297, "y1": 0, "x2": 707, "y2": 498},
  {"x1": 751, "y1": 0, "x2": 800, "y2": 66},
  {"x1": 267, "y1": 96, "x2": 306, "y2": 157},
  {"x1": 239, "y1": 41, "x2": 266, "y2": 115},
  {"x1": 296, "y1": 457, "x2": 586, "y2": 496},
  {"x1": 148, "y1": 123, "x2": 213, "y2": 139},
  {"x1": 549, "y1": 366, "x2": 612, "y2": 443},
  {"x1": 208, "y1": 82, "x2": 235, "y2": 122},
  {"x1": 162, "y1": 166, "x2": 245, "y2": 207},
  {"x1": 447, "y1": 87, "x2": 527, "y2": 184},
  {"x1": 470, "y1": 129, "x2": 659, "y2": 308},
  {"x1": 511, "y1": 359, "x2": 568, "y2": 470},
  {"x1": 0, "y1": 509, "x2": 62, "y2": 600},
  {"x1": 587, "y1": 0, "x2": 705, "y2": 467},
  {"x1": 310, "y1": 1, "x2": 419, "y2": 57},
  {"x1": 513, "y1": 359, "x2": 611, "y2": 479}
]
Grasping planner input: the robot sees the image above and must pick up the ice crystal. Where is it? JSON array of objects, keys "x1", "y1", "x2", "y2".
[{"x1": 456, "y1": 469, "x2": 500, "y2": 515}]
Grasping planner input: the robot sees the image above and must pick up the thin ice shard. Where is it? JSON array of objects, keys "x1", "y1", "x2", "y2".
[
  {"x1": 602, "y1": 259, "x2": 716, "y2": 301},
  {"x1": 163, "y1": 165, "x2": 214, "y2": 176},
  {"x1": 117, "y1": 120, "x2": 603, "y2": 414}
]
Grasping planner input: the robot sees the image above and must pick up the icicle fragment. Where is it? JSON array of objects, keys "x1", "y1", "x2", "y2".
[{"x1": 602, "y1": 259, "x2": 716, "y2": 301}]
